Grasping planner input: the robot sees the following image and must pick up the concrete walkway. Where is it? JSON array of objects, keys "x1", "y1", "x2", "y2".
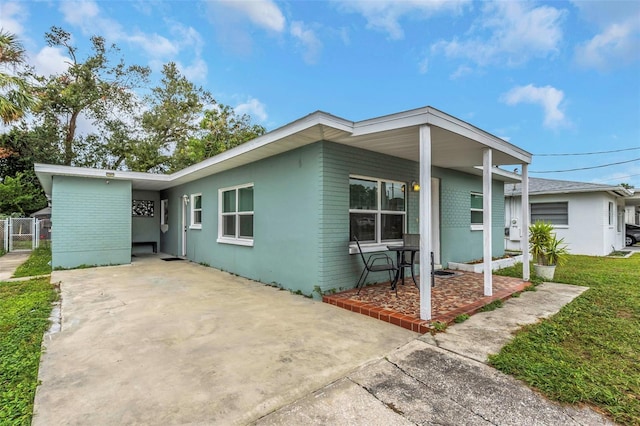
[
  {"x1": 0, "y1": 251, "x2": 30, "y2": 281},
  {"x1": 257, "y1": 283, "x2": 614, "y2": 425},
  {"x1": 31, "y1": 255, "x2": 614, "y2": 425}
]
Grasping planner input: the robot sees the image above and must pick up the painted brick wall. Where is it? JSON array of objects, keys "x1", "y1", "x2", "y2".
[
  {"x1": 157, "y1": 140, "x2": 506, "y2": 294},
  {"x1": 52, "y1": 176, "x2": 131, "y2": 268},
  {"x1": 317, "y1": 142, "x2": 420, "y2": 293},
  {"x1": 437, "y1": 168, "x2": 505, "y2": 264},
  {"x1": 317, "y1": 143, "x2": 506, "y2": 292},
  {"x1": 159, "y1": 143, "x2": 321, "y2": 293}
]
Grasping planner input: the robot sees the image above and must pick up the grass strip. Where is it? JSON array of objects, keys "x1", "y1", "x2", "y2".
[
  {"x1": 492, "y1": 255, "x2": 640, "y2": 425},
  {"x1": 0, "y1": 277, "x2": 57, "y2": 425},
  {"x1": 12, "y1": 246, "x2": 52, "y2": 278}
]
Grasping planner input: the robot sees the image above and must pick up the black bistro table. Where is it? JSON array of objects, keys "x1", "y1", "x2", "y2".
[{"x1": 387, "y1": 245, "x2": 419, "y2": 290}]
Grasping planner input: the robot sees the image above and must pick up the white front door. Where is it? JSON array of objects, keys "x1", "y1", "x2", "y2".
[
  {"x1": 431, "y1": 177, "x2": 441, "y2": 265},
  {"x1": 181, "y1": 196, "x2": 188, "y2": 257}
]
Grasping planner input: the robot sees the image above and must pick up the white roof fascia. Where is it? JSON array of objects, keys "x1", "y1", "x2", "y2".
[
  {"x1": 171, "y1": 111, "x2": 354, "y2": 181},
  {"x1": 508, "y1": 186, "x2": 634, "y2": 198},
  {"x1": 351, "y1": 107, "x2": 430, "y2": 136},
  {"x1": 35, "y1": 112, "x2": 356, "y2": 194},
  {"x1": 472, "y1": 166, "x2": 522, "y2": 182},
  {"x1": 34, "y1": 163, "x2": 171, "y2": 194},
  {"x1": 34, "y1": 163, "x2": 170, "y2": 182},
  {"x1": 425, "y1": 107, "x2": 532, "y2": 164}
]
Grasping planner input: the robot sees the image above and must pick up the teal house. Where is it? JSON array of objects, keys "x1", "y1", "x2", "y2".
[{"x1": 35, "y1": 106, "x2": 532, "y2": 320}]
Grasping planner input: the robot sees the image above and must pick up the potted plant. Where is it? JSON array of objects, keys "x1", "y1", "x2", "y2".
[{"x1": 529, "y1": 221, "x2": 569, "y2": 280}]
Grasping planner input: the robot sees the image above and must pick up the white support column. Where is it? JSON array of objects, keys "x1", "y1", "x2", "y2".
[
  {"x1": 482, "y1": 149, "x2": 493, "y2": 296},
  {"x1": 419, "y1": 125, "x2": 433, "y2": 321},
  {"x1": 521, "y1": 163, "x2": 530, "y2": 281}
]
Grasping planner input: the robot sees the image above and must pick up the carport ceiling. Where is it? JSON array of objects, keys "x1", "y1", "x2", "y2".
[{"x1": 331, "y1": 125, "x2": 526, "y2": 169}]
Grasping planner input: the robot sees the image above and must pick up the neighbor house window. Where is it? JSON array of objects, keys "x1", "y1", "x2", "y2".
[
  {"x1": 218, "y1": 183, "x2": 254, "y2": 246},
  {"x1": 608, "y1": 202, "x2": 614, "y2": 226},
  {"x1": 470, "y1": 192, "x2": 483, "y2": 230},
  {"x1": 531, "y1": 202, "x2": 568, "y2": 225},
  {"x1": 190, "y1": 193, "x2": 202, "y2": 229},
  {"x1": 617, "y1": 206, "x2": 623, "y2": 232},
  {"x1": 160, "y1": 199, "x2": 169, "y2": 226},
  {"x1": 349, "y1": 176, "x2": 405, "y2": 244}
]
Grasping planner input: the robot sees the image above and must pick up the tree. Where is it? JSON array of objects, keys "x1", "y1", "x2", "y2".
[
  {"x1": 620, "y1": 183, "x2": 635, "y2": 190},
  {"x1": 0, "y1": 172, "x2": 47, "y2": 215},
  {"x1": 132, "y1": 62, "x2": 213, "y2": 173},
  {"x1": 0, "y1": 127, "x2": 58, "y2": 215},
  {"x1": 170, "y1": 105, "x2": 266, "y2": 172},
  {"x1": 0, "y1": 29, "x2": 36, "y2": 124},
  {"x1": 199, "y1": 105, "x2": 265, "y2": 156},
  {"x1": 0, "y1": 126, "x2": 61, "y2": 179},
  {"x1": 34, "y1": 26, "x2": 150, "y2": 166}
]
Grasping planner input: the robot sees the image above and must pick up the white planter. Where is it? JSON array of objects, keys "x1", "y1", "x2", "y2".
[
  {"x1": 533, "y1": 264, "x2": 556, "y2": 281},
  {"x1": 448, "y1": 255, "x2": 524, "y2": 273}
]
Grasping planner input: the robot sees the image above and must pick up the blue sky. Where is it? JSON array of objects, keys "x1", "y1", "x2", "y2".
[{"x1": 1, "y1": 0, "x2": 639, "y2": 186}]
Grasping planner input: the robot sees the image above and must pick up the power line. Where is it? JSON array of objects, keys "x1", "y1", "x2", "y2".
[
  {"x1": 534, "y1": 146, "x2": 640, "y2": 156},
  {"x1": 599, "y1": 173, "x2": 640, "y2": 182},
  {"x1": 530, "y1": 158, "x2": 640, "y2": 173}
]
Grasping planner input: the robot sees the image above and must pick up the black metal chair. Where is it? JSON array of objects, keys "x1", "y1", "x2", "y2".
[{"x1": 353, "y1": 236, "x2": 398, "y2": 294}]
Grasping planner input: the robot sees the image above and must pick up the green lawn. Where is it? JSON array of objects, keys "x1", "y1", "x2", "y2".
[
  {"x1": 12, "y1": 246, "x2": 52, "y2": 278},
  {"x1": 0, "y1": 277, "x2": 57, "y2": 425},
  {"x1": 492, "y1": 254, "x2": 640, "y2": 425}
]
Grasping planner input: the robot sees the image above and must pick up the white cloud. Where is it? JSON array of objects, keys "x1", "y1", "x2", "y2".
[
  {"x1": 0, "y1": 1, "x2": 27, "y2": 36},
  {"x1": 58, "y1": 1, "x2": 202, "y2": 62},
  {"x1": 575, "y1": 21, "x2": 639, "y2": 70},
  {"x1": 501, "y1": 84, "x2": 568, "y2": 129},
  {"x1": 572, "y1": 1, "x2": 640, "y2": 71},
  {"x1": 176, "y1": 58, "x2": 208, "y2": 83},
  {"x1": 235, "y1": 98, "x2": 268, "y2": 123},
  {"x1": 60, "y1": 0, "x2": 99, "y2": 26},
  {"x1": 128, "y1": 31, "x2": 179, "y2": 57},
  {"x1": 31, "y1": 46, "x2": 71, "y2": 76},
  {"x1": 290, "y1": 21, "x2": 323, "y2": 64},
  {"x1": 571, "y1": 0, "x2": 640, "y2": 27},
  {"x1": 431, "y1": 1, "x2": 566, "y2": 68},
  {"x1": 335, "y1": 0, "x2": 469, "y2": 40},
  {"x1": 219, "y1": 0, "x2": 286, "y2": 33},
  {"x1": 450, "y1": 65, "x2": 473, "y2": 79},
  {"x1": 170, "y1": 22, "x2": 204, "y2": 54}
]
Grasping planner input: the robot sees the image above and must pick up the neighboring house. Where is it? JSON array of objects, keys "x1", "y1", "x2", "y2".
[
  {"x1": 30, "y1": 206, "x2": 52, "y2": 241},
  {"x1": 624, "y1": 193, "x2": 640, "y2": 225},
  {"x1": 30, "y1": 206, "x2": 51, "y2": 219},
  {"x1": 505, "y1": 177, "x2": 633, "y2": 256},
  {"x1": 35, "y1": 106, "x2": 532, "y2": 320}
]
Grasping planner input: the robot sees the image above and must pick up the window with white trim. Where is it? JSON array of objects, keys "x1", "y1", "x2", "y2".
[
  {"x1": 531, "y1": 202, "x2": 568, "y2": 225},
  {"x1": 617, "y1": 206, "x2": 623, "y2": 232},
  {"x1": 190, "y1": 194, "x2": 202, "y2": 229},
  {"x1": 470, "y1": 192, "x2": 483, "y2": 230},
  {"x1": 218, "y1": 184, "x2": 254, "y2": 246},
  {"x1": 349, "y1": 176, "x2": 405, "y2": 243},
  {"x1": 608, "y1": 202, "x2": 614, "y2": 226}
]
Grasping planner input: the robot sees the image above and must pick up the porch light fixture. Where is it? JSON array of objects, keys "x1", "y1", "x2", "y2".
[
  {"x1": 105, "y1": 171, "x2": 115, "y2": 178},
  {"x1": 411, "y1": 181, "x2": 420, "y2": 192}
]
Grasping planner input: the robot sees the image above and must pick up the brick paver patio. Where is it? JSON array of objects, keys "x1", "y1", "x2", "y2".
[{"x1": 323, "y1": 271, "x2": 530, "y2": 334}]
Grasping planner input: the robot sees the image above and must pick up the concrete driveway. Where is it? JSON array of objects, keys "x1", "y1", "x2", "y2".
[{"x1": 32, "y1": 255, "x2": 416, "y2": 425}]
